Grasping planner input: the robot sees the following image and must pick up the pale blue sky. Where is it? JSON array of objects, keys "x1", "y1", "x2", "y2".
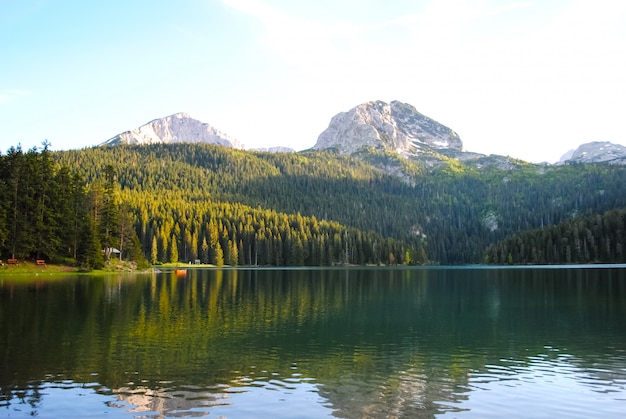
[{"x1": 1, "y1": 0, "x2": 625, "y2": 162}]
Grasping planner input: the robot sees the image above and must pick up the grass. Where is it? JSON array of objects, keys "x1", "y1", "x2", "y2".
[
  {"x1": 0, "y1": 259, "x2": 151, "y2": 277},
  {"x1": 0, "y1": 261, "x2": 78, "y2": 275},
  {"x1": 0, "y1": 260, "x2": 267, "y2": 278}
]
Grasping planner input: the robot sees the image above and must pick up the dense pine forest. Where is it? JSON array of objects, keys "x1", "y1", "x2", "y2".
[
  {"x1": 0, "y1": 144, "x2": 417, "y2": 268},
  {"x1": 2, "y1": 142, "x2": 626, "y2": 268},
  {"x1": 485, "y1": 208, "x2": 626, "y2": 264},
  {"x1": 0, "y1": 144, "x2": 147, "y2": 269}
]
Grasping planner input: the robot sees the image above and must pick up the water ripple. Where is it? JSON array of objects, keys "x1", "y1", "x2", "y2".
[{"x1": 443, "y1": 349, "x2": 626, "y2": 418}]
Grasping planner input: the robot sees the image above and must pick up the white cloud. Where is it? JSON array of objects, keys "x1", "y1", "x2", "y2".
[{"x1": 0, "y1": 89, "x2": 30, "y2": 105}]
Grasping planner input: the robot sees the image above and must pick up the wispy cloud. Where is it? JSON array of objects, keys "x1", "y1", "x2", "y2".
[{"x1": 0, "y1": 89, "x2": 30, "y2": 105}]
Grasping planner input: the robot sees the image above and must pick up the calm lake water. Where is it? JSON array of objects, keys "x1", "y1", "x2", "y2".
[{"x1": 1, "y1": 266, "x2": 625, "y2": 418}]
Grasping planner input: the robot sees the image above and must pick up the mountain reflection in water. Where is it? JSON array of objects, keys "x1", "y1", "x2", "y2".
[{"x1": 1, "y1": 267, "x2": 625, "y2": 418}]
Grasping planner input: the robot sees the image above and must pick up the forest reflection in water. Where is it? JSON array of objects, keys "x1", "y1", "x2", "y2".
[{"x1": 1, "y1": 266, "x2": 625, "y2": 418}]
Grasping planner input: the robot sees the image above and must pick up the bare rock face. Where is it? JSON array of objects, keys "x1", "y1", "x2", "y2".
[
  {"x1": 314, "y1": 100, "x2": 463, "y2": 156},
  {"x1": 560, "y1": 141, "x2": 626, "y2": 165},
  {"x1": 101, "y1": 113, "x2": 243, "y2": 149}
]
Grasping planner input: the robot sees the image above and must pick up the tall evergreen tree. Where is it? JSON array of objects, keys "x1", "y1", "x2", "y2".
[
  {"x1": 78, "y1": 213, "x2": 104, "y2": 269},
  {"x1": 200, "y1": 237, "x2": 209, "y2": 264},
  {"x1": 100, "y1": 165, "x2": 119, "y2": 256},
  {"x1": 170, "y1": 235, "x2": 179, "y2": 263},
  {"x1": 151, "y1": 236, "x2": 159, "y2": 264}
]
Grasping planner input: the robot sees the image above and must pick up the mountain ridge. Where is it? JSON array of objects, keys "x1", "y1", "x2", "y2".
[
  {"x1": 100, "y1": 112, "x2": 243, "y2": 149},
  {"x1": 558, "y1": 141, "x2": 626, "y2": 165},
  {"x1": 97, "y1": 102, "x2": 625, "y2": 168}
]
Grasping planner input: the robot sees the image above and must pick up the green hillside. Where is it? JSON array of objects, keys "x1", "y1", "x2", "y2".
[{"x1": 2, "y1": 142, "x2": 626, "y2": 267}]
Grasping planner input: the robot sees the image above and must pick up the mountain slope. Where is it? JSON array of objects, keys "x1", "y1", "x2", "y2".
[{"x1": 100, "y1": 113, "x2": 243, "y2": 148}]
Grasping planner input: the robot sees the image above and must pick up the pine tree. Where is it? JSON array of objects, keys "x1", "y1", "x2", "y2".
[
  {"x1": 126, "y1": 229, "x2": 149, "y2": 269},
  {"x1": 214, "y1": 241, "x2": 224, "y2": 266},
  {"x1": 170, "y1": 235, "x2": 179, "y2": 263},
  {"x1": 78, "y1": 213, "x2": 104, "y2": 270},
  {"x1": 229, "y1": 239, "x2": 238, "y2": 266},
  {"x1": 200, "y1": 237, "x2": 209, "y2": 264},
  {"x1": 151, "y1": 235, "x2": 158, "y2": 264},
  {"x1": 100, "y1": 165, "x2": 119, "y2": 255}
]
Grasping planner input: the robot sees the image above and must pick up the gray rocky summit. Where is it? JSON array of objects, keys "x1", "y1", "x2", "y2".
[
  {"x1": 314, "y1": 100, "x2": 462, "y2": 156},
  {"x1": 559, "y1": 141, "x2": 626, "y2": 165},
  {"x1": 101, "y1": 113, "x2": 243, "y2": 149}
]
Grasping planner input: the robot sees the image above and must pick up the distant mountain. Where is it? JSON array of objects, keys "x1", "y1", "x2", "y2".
[
  {"x1": 253, "y1": 147, "x2": 296, "y2": 153},
  {"x1": 314, "y1": 100, "x2": 463, "y2": 156},
  {"x1": 314, "y1": 100, "x2": 526, "y2": 171},
  {"x1": 558, "y1": 141, "x2": 626, "y2": 165},
  {"x1": 98, "y1": 106, "x2": 626, "y2": 173},
  {"x1": 100, "y1": 113, "x2": 243, "y2": 149},
  {"x1": 558, "y1": 149, "x2": 575, "y2": 163}
]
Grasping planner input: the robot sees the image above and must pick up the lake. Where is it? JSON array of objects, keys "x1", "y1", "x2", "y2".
[{"x1": 1, "y1": 266, "x2": 625, "y2": 418}]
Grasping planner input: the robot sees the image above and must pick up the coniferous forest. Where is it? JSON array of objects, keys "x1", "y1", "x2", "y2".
[
  {"x1": 485, "y1": 208, "x2": 626, "y2": 264},
  {"x1": 2, "y1": 142, "x2": 626, "y2": 268}
]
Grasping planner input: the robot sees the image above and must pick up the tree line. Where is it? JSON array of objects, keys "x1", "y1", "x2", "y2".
[
  {"x1": 124, "y1": 190, "x2": 419, "y2": 266},
  {"x1": 0, "y1": 144, "x2": 419, "y2": 268}
]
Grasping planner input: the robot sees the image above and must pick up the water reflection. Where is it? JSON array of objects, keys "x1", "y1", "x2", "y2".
[{"x1": 1, "y1": 267, "x2": 626, "y2": 418}]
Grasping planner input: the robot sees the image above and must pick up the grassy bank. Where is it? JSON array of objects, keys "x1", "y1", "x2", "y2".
[
  {"x1": 0, "y1": 261, "x2": 79, "y2": 276},
  {"x1": 0, "y1": 259, "x2": 150, "y2": 276}
]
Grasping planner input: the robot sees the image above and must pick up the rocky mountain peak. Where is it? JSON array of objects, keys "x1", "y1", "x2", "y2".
[
  {"x1": 559, "y1": 141, "x2": 626, "y2": 165},
  {"x1": 100, "y1": 113, "x2": 243, "y2": 149},
  {"x1": 313, "y1": 100, "x2": 463, "y2": 156}
]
